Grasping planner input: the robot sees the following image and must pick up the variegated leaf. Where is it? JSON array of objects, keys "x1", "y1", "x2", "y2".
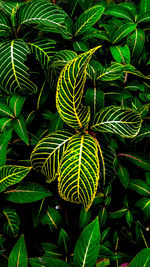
[
  {"x1": 91, "y1": 106, "x2": 142, "y2": 138},
  {"x1": 56, "y1": 46, "x2": 101, "y2": 130},
  {"x1": 30, "y1": 131, "x2": 73, "y2": 182},
  {"x1": 58, "y1": 133, "x2": 99, "y2": 211},
  {"x1": 0, "y1": 39, "x2": 37, "y2": 94}
]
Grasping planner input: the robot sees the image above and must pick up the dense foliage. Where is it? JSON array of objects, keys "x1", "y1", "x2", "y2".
[{"x1": 0, "y1": 0, "x2": 150, "y2": 266}]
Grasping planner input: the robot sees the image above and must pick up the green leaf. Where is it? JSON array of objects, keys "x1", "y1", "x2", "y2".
[
  {"x1": 91, "y1": 106, "x2": 141, "y2": 138},
  {"x1": 0, "y1": 1, "x2": 23, "y2": 16},
  {"x1": 42, "y1": 242, "x2": 62, "y2": 258},
  {"x1": 85, "y1": 88, "x2": 104, "y2": 116},
  {"x1": 73, "y1": 217, "x2": 100, "y2": 267},
  {"x1": 109, "y1": 208, "x2": 128, "y2": 219},
  {"x1": 74, "y1": 5, "x2": 104, "y2": 36},
  {"x1": 0, "y1": 102, "x2": 15, "y2": 118},
  {"x1": 58, "y1": 133, "x2": 99, "y2": 211},
  {"x1": 73, "y1": 41, "x2": 88, "y2": 52},
  {"x1": 0, "y1": 165, "x2": 31, "y2": 192},
  {"x1": 12, "y1": 114, "x2": 29, "y2": 145},
  {"x1": 128, "y1": 179, "x2": 150, "y2": 196},
  {"x1": 8, "y1": 94, "x2": 26, "y2": 118},
  {"x1": 56, "y1": 46, "x2": 100, "y2": 130},
  {"x1": 110, "y1": 45, "x2": 130, "y2": 64},
  {"x1": 58, "y1": 228, "x2": 69, "y2": 254},
  {"x1": 8, "y1": 235, "x2": 28, "y2": 267},
  {"x1": 111, "y1": 23, "x2": 137, "y2": 44},
  {"x1": 96, "y1": 63, "x2": 124, "y2": 81},
  {"x1": 0, "y1": 9, "x2": 12, "y2": 37},
  {"x1": 105, "y1": 6, "x2": 134, "y2": 22},
  {"x1": 140, "y1": 0, "x2": 150, "y2": 13},
  {"x1": 51, "y1": 50, "x2": 77, "y2": 70},
  {"x1": 41, "y1": 206, "x2": 62, "y2": 231},
  {"x1": 127, "y1": 28, "x2": 145, "y2": 57},
  {"x1": 18, "y1": 1, "x2": 69, "y2": 37},
  {"x1": 0, "y1": 118, "x2": 12, "y2": 131},
  {"x1": 135, "y1": 198, "x2": 150, "y2": 220},
  {"x1": 117, "y1": 163, "x2": 130, "y2": 188},
  {"x1": 0, "y1": 39, "x2": 37, "y2": 94},
  {"x1": 32, "y1": 199, "x2": 45, "y2": 227},
  {"x1": 4, "y1": 182, "x2": 52, "y2": 203},
  {"x1": 137, "y1": 11, "x2": 150, "y2": 23},
  {"x1": 3, "y1": 207, "x2": 20, "y2": 237},
  {"x1": 48, "y1": 112, "x2": 64, "y2": 133},
  {"x1": 129, "y1": 248, "x2": 150, "y2": 267},
  {"x1": 29, "y1": 257, "x2": 71, "y2": 267},
  {"x1": 79, "y1": 207, "x2": 92, "y2": 230},
  {"x1": 30, "y1": 130, "x2": 73, "y2": 182},
  {"x1": 118, "y1": 153, "x2": 150, "y2": 170},
  {"x1": 87, "y1": 60, "x2": 103, "y2": 81},
  {"x1": 125, "y1": 210, "x2": 133, "y2": 227},
  {"x1": 0, "y1": 130, "x2": 12, "y2": 167},
  {"x1": 98, "y1": 207, "x2": 108, "y2": 227}
]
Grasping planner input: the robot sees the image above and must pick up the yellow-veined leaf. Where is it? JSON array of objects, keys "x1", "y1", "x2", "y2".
[
  {"x1": 91, "y1": 106, "x2": 142, "y2": 138},
  {"x1": 58, "y1": 133, "x2": 100, "y2": 211},
  {"x1": 56, "y1": 46, "x2": 101, "y2": 130},
  {"x1": 30, "y1": 131, "x2": 74, "y2": 182}
]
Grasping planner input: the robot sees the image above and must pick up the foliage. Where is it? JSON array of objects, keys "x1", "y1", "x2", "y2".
[{"x1": 0, "y1": 0, "x2": 150, "y2": 266}]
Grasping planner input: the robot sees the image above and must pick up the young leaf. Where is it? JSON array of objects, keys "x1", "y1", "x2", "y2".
[
  {"x1": 3, "y1": 207, "x2": 20, "y2": 237},
  {"x1": 128, "y1": 179, "x2": 150, "y2": 196},
  {"x1": 58, "y1": 228, "x2": 69, "y2": 254},
  {"x1": 105, "y1": 6, "x2": 134, "y2": 22},
  {"x1": 74, "y1": 5, "x2": 105, "y2": 36},
  {"x1": 140, "y1": 0, "x2": 150, "y2": 13},
  {"x1": 12, "y1": 114, "x2": 29, "y2": 145},
  {"x1": 73, "y1": 217, "x2": 100, "y2": 267},
  {"x1": 41, "y1": 206, "x2": 62, "y2": 231},
  {"x1": 110, "y1": 45, "x2": 130, "y2": 64},
  {"x1": 8, "y1": 235, "x2": 28, "y2": 267},
  {"x1": 109, "y1": 208, "x2": 128, "y2": 219},
  {"x1": 8, "y1": 94, "x2": 26, "y2": 118},
  {"x1": 111, "y1": 23, "x2": 137, "y2": 44},
  {"x1": 4, "y1": 182, "x2": 52, "y2": 203},
  {"x1": 135, "y1": 198, "x2": 150, "y2": 220},
  {"x1": 58, "y1": 133, "x2": 99, "y2": 211},
  {"x1": 129, "y1": 248, "x2": 150, "y2": 267},
  {"x1": 117, "y1": 163, "x2": 130, "y2": 188},
  {"x1": 91, "y1": 106, "x2": 142, "y2": 138},
  {"x1": 0, "y1": 39, "x2": 37, "y2": 94},
  {"x1": 0, "y1": 165, "x2": 31, "y2": 192},
  {"x1": 0, "y1": 130, "x2": 12, "y2": 167},
  {"x1": 30, "y1": 131, "x2": 73, "y2": 182},
  {"x1": 56, "y1": 46, "x2": 101, "y2": 130}
]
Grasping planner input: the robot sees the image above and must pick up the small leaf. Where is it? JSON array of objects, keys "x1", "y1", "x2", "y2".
[
  {"x1": 32, "y1": 199, "x2": 45, "y2": 227},
  {"x1": 0, "y1": 102, "x2": 15, "y2": 118},
  {"x1": 110, "y1": 45, "x2": 130, "y2": 64},
  {"x1": 29, "y1": 257, "x2": 71, "y2": 267},
  {"x1": 109, "y1": 208, "x2": 128, "y2": 219},
  {"x1": 140, "y1": 0, "x2": 150, "y2": 13},
  {"x1": 79, "y1": 207, "x2": 92, "y2": 230},
  {"x1": 74, "y1": 5, "x2": 105, "y2": 36},
  {"x1": 8, "y1": 94, "x2": 26, "y2": 118},
  {"x1": 117, "y1": 163, "x2": 130, "y2": 188},
  {"x1": 12, "y1": 114, "x2": 29, "y2": 145},
  {"x1": 129, "y1": 248, "x2": 150, "y2": 267},
  {"x1": 41, "y1": 206, "x2": 62, "y2": 231},
  {"x1": 0, "y1": 118, "x2": 12, "y2": 131},
  {"x1": 0, "y1": 165, "x2": 31, "y2": 192},
  {"x1": 125, "y1": 210, "x2": 133, "y2": 227},
  {"x1": 8, "y1": 235, "x2": 28, "y2": 267},
  {"x1": 73, "y1": 217, "x2": 100, "y2": 267},
  {"x1": 135, "y1": 198, "x2": 150, "y2": 220},
  {"x1": 0, "y1": 130, "x2": 12, "y2": 166},
  {"x1": 42, "y1": 242, "x2": 62, "y2": 258},
  {"x1": 58, "y1": 228, "x2": 69, "y2": 254},
  {"x1": 3, "y1": 207, "x2": 20, "y2": 237},
  {"x1": 128, "y1": 179, "x2": 150, "y2": 196},
  {"x1": 5, "y1": 182, "x2": 52, "y2": 203}
]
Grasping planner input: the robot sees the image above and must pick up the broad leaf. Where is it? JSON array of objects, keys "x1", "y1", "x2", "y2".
[
  {"x1": 0, "y1": 102, "x2": 15, "y2": 118},
  {"x1": 110, "y1": 45, "x2": 130, "y2": 64},
  {"x1": 0, "y1": 9, "x2": 12, "y2": 37},
  {"x1": 3, "y1": 207, "x2": 20, "y2": 237},
  {"x1": 51, "y1": 50, "x2": 77, "y2": 70},
  {"x1": 79, "y1": 207, "x2": 92, "y2": 230},
  {"x1": 91, "y1": 106, "x2": 141, "y2": 138},
  {"x1": 140, "y1": 0, "x2": 150, "y2": 13},
  {"x1": 56, "y1": 46, "x2": 101, "y2": 130},
  {"x1": 73, "y1": 217, "x2": 100, "y2": 267},
  {"x1": 117, "y1": 163, "x2": 130, "y2": 188},
  {"x1": 0, "y1": 39, "x2": 37, "y2": 94},
  {"x1": 129, "y1": 248, "x2": 150, "y2": 267},
  {"x1": 0, "y1": 118, "x2": 12, "y2": 131},
  {"x1": 58, "y1": 133, "x2": 99, "y2": 211},
  {"x1": 5, "y1": 182, "x2": 52, "y2": 203},
  {"x1": 41, "y1": 206, "x2": 62, "y2": 231},
  {"x1": 74, "y1": 5, "x2": 104, "y2": 36},
  {"x1": 105, "y1": 6, "x2": 134, "y2": 22},
  {"x1": 118, "y1": 153, "x2": 150, "y2": 170},
  {"x1": 111, "y1": 23, "x2": 137, "y2": 44},
  {"x1": 127, "y1": 28, "x2": 145, "y2": 56},
  {"x1": 0, "y1": 130, "x2": 12, "y2": 167},
  {"x1": 0, "y1": 0, "x2": 23, "y2": 16},
  {"x1": 87, "y1": 60, "x2": 103, "y2": 81},
  {"x1": 0, "y1": 165, "x2": 31, "y2": 192},
  {"x1": 96, "y1": 63, "x2": 124, "y2": 81},
  {"x1": 8, "y1": 94, "x2": 26, "y2": 118},
  {"x1": 12, "y1": 114, "x2": 29, "y2": 145},
  {"x1": 8, "y1": 235, "x2": 28, "y2": 267},
  {"x1": 30, "y1": 130, "x2": 73, "y2": 182},
  {"x1": 18, "y1": 1, "x2": 69, "y2": 37},
  {"x1": 137, "y1": 11, "x2": 150, "y2": 23},
  {"x1": 135, "y1": 198, "x2": 150, "y2": 220},
  {"x1": 128, "y1": 179, "x2": 150, "y2": 196}
]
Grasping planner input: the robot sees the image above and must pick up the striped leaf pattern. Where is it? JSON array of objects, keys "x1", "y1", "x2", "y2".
[
  {"x1": 3, "y1": 207, "x2": 20, "y2": 237},
  {"x1": 58, "y1": 134, "x2": 100, "y2": 211},
  {"x1": 0, "y1": 9, "x2": 12, "y2": 36},
  {"x1": 91, "y1": 106, "x2": 142, "y2": 138},
  {"x1": 74, "y1": 5, "x2": 105, "y2": 36},
  {"x1": 30, "y1": 131, "x2": 73, "y2": 182},
  {"x1": 0, "y1": 1, "x2": 23, "y2": 16},
  {"x1": 28, "y1": 39, "x2": 56, "y2": 72},
  {"x1": 56, "y1": 46, "x2": 101, "y2": 130},
  {"x1": 0, "y1": 39, "x2": 37, "y2": 94},
  {"x1": 97, "y1": 63, "x2": 124, "y2": 81},
  {"x1": 0, "y1": 165, "x2": 31, "y2": 192},
  {"x1": 127, "y1": 28, "x2": 145, "y2": 57},
  {"x1": 18, "y1": 1, "x2": 68, "y2": 36},
  {"x1": 51, "y1": 50, "x2": 77, "y2": 70}
]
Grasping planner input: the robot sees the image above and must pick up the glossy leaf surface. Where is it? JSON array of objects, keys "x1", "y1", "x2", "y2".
[{"x1": 8, "y1": 235, "x2": 28, "y2": 267}]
